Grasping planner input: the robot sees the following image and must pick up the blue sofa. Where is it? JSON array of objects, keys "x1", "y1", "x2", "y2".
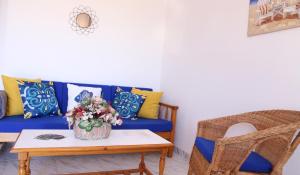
[{"x1": 0, "y1": 81, "x2": 178, "y2": 156}]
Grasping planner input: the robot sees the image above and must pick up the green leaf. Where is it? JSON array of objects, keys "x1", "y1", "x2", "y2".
[
  {"x1": 80, "y1": 97, "x2": 91, "y2": 106},
  {"x1": 85, "y1": 124, "x2": 93, "y2": 132},
  {"x1": 78, "y1": 120, "x2": 90, "y2": 129},
  {"x1": 93, "y1": 119, "x2": 103, "y2": 128}
]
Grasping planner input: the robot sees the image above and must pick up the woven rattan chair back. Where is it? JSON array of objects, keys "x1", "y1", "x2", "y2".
[{"x1": 188, "y1": 110, "x2": 300, "y2": 175}]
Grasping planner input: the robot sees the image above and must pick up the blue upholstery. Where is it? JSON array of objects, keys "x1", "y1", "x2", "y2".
[
  {"x1": 0, "y1": 116, "x2": 171, "y2": 133},
  {"x1": 0, "y1": 81, "x2": 170, "y2": 134},
  {"x1": 0, "y1": 115, "x2": 69, "y2": 133},
  {"x1": 113, "y1": 118, "x2": 172, "y2": 132},
  {"x1": 195, "y1": 137, "x2": 273, "y2": 173},
  {"x1": 195, "y1": 137, "x2": 215, "y2": 163}
]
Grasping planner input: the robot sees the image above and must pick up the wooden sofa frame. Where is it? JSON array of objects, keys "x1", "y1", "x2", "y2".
[{"x1": 0, "y1": 102, "x2": 178, "y2": 157}]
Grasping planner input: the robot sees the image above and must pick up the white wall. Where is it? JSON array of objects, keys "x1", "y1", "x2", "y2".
[
  {"x1": 0, "y1": 0, "x2": 7, "y2": 66},
  {"x1": 161, "y1": 0, "x2": 300, "y2": 174},
  {"x1": 1, "y1": 0, "x2": 300, "y2": 173},
  {"x1": 0, "y1": 0, "x2": 165, "y2": 90}
]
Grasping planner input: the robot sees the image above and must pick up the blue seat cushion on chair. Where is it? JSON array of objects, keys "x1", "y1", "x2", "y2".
[
  {"x1": 195, "y1": 137, "x2": 215, "y2": 163},
  {"x1": 112, "y1": 118, "x2": 172, "y2": 132},
  {"x1": 195, "y1": 137, "x2": 273, "y2": 173},
  {"x1": 0, "y1": 115, "x2": 69, "y2": 133}
]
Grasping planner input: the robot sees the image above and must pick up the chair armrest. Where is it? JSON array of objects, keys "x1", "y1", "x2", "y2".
[{"x1": 0, "y1": 90, "x2": 7, "y2": 119}]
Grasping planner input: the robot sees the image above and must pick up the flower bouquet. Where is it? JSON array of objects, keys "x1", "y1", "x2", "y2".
[{"x1": 66, "y1": 96, "x2": 122, "y2": 140}]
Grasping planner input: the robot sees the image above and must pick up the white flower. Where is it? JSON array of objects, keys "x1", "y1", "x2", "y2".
[
  {"x1": 110, "y1": 117, "x2": 117, "y2": 125},
  {"x1": 116, "y1": 119, "x2": 123, "y2": 125},
  {"x1": 82, "y1": 114, "x2": 89, "y2": 121},
  {"x1": 106, "y1": 114, "x2": 113, "y2": 120},
  {"x1": 66, "y1": 116, "x2": 74, "y2": 128}
]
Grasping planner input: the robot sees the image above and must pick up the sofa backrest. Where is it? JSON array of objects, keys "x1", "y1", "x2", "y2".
[{"x1": 46, "y1": 81, "x2": 152, "y2": 114}]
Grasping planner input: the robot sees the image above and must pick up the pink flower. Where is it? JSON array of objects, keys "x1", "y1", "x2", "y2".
[{"x1": 93, "y1": 96, "x2": 102, "y2": 105}]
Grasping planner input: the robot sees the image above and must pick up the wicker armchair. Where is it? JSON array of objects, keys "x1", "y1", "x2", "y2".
[{"x1": 188, "y1": 110, "x2": 300, "y2": 175}]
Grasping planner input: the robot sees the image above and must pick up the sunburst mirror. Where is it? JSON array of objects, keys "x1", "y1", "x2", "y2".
[{"x1": 70, "y1": 6, "x2": 98, "y2": 35}]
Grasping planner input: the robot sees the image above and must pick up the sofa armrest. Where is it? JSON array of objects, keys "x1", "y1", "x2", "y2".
[
  {"x1": 159, "y1": 102, "x2": 178, "y2": 121},
  {"x1": 0, "y1": 90, "x2": 7, "y2": 119},
  {"x1": 159, "y1": 102, "x2": 178, "y2": 157}
]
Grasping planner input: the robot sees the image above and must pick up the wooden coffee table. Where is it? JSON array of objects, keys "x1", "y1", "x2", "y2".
[{"x1": 11, "y1": 129, "x2": 173, "y2": 175}]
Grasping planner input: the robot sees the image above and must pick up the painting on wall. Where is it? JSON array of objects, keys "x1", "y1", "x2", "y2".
[{"x1": 248, "y1": 0, "x2": 300, "y2": 36}]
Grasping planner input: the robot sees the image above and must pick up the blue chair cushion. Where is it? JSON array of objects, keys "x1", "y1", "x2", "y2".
[
  {"x1": 195, "y1": 137, "x2": 273, "y2": 173},
  {"x1": 0, "y1": 115, "x2": 69, "y2": 133},
  {"x1": 112, "y1": 118, "x2": 172, "y2": 132}
]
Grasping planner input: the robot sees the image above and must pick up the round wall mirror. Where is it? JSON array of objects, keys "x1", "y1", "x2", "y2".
[
  {"x1": 70, "y1": 6, "x2": 98, "y2": 35},
  {"x1": 76, "y1": 13, "x2": 92, "y2": 28}
]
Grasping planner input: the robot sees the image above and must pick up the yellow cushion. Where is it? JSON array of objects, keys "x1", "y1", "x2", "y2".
[
  {"x1": 1, "y1": 75, "x2": 41, "y2": 116},
  {"x1": 131, "y1": 88, "x2": 163, "y2": 119}
]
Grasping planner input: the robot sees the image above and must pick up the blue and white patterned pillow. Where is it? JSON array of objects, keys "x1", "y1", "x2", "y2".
[
  {"x1": 75, "y1": 90, "x2": 93, "y2": 103},
  {"x1": 112, "y1": 87, "x2": 145, "y2": 119},
  {"x1": 67, "y1": 84, "x2": 102, "y2": 111},
  {"x1": 18, "y1": 81, "x2": 61, "y2": 119}
]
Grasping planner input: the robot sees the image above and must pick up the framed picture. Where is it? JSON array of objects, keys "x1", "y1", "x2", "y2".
[{"x1": 248, "y1": 0, "x2": 300, "y2": 36}]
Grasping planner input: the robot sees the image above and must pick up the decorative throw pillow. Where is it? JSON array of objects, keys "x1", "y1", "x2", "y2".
[
  {"x1": 131, "y1": 88, "x2": 163, "y2": 119},
  {"x1": 0, "y1": 91, "x2": 7, "y2": 119},
  {"x1": 112, "y1": 87, "x2": 145, "y2": 119},
  {"x1": 67, "y1": 84, "x2": 102, "y2": 111},
  {"x1": 18, "y1": 81, "x2": 61, "y2": 119},
  {"x1": 1, "y1": 75, "x2": 41, "y2": 116}
]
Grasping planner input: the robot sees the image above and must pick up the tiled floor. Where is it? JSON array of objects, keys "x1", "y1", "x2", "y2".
[{"x1": 0, "y1": 144, "x2": 189, "y2": 175}]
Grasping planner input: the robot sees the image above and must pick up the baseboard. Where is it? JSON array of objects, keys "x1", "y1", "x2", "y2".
[{"x1": 174, "y1": 146, "x2": 190, "y2": 162}]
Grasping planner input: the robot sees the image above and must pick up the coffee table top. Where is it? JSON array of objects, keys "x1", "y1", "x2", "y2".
[{"x1": 12, "y1": 129, "x2": 172, "y2": 152}]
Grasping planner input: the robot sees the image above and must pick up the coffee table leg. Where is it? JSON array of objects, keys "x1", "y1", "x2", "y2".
[
  {"x1": 139, "y1": 153, "x2": 145, "y2": 175},
  {"x1": 26, "y1": 157, "x2": 31, "y2": 175},
  {"x1": 159, "y1": 149, "x2": 167, "y2": 175},
  {"x1": 18, "y1": 153, "x2": 28, "y2": 175}
]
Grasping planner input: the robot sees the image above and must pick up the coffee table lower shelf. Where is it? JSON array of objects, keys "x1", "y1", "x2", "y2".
[{"x1": 64, "y1": 152, "x2": 161, "y2": 175}]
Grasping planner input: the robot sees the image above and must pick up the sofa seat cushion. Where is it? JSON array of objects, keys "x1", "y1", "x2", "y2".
[
  {"x1": 195, "y1": 137, "x2": 273, "y2": 174},
  {"x1": 0, "y1": 115, "x2": 69, "y2": 133},
  {"x1": 112, "y1": 118, "x2": 172, "y2": 132}
]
